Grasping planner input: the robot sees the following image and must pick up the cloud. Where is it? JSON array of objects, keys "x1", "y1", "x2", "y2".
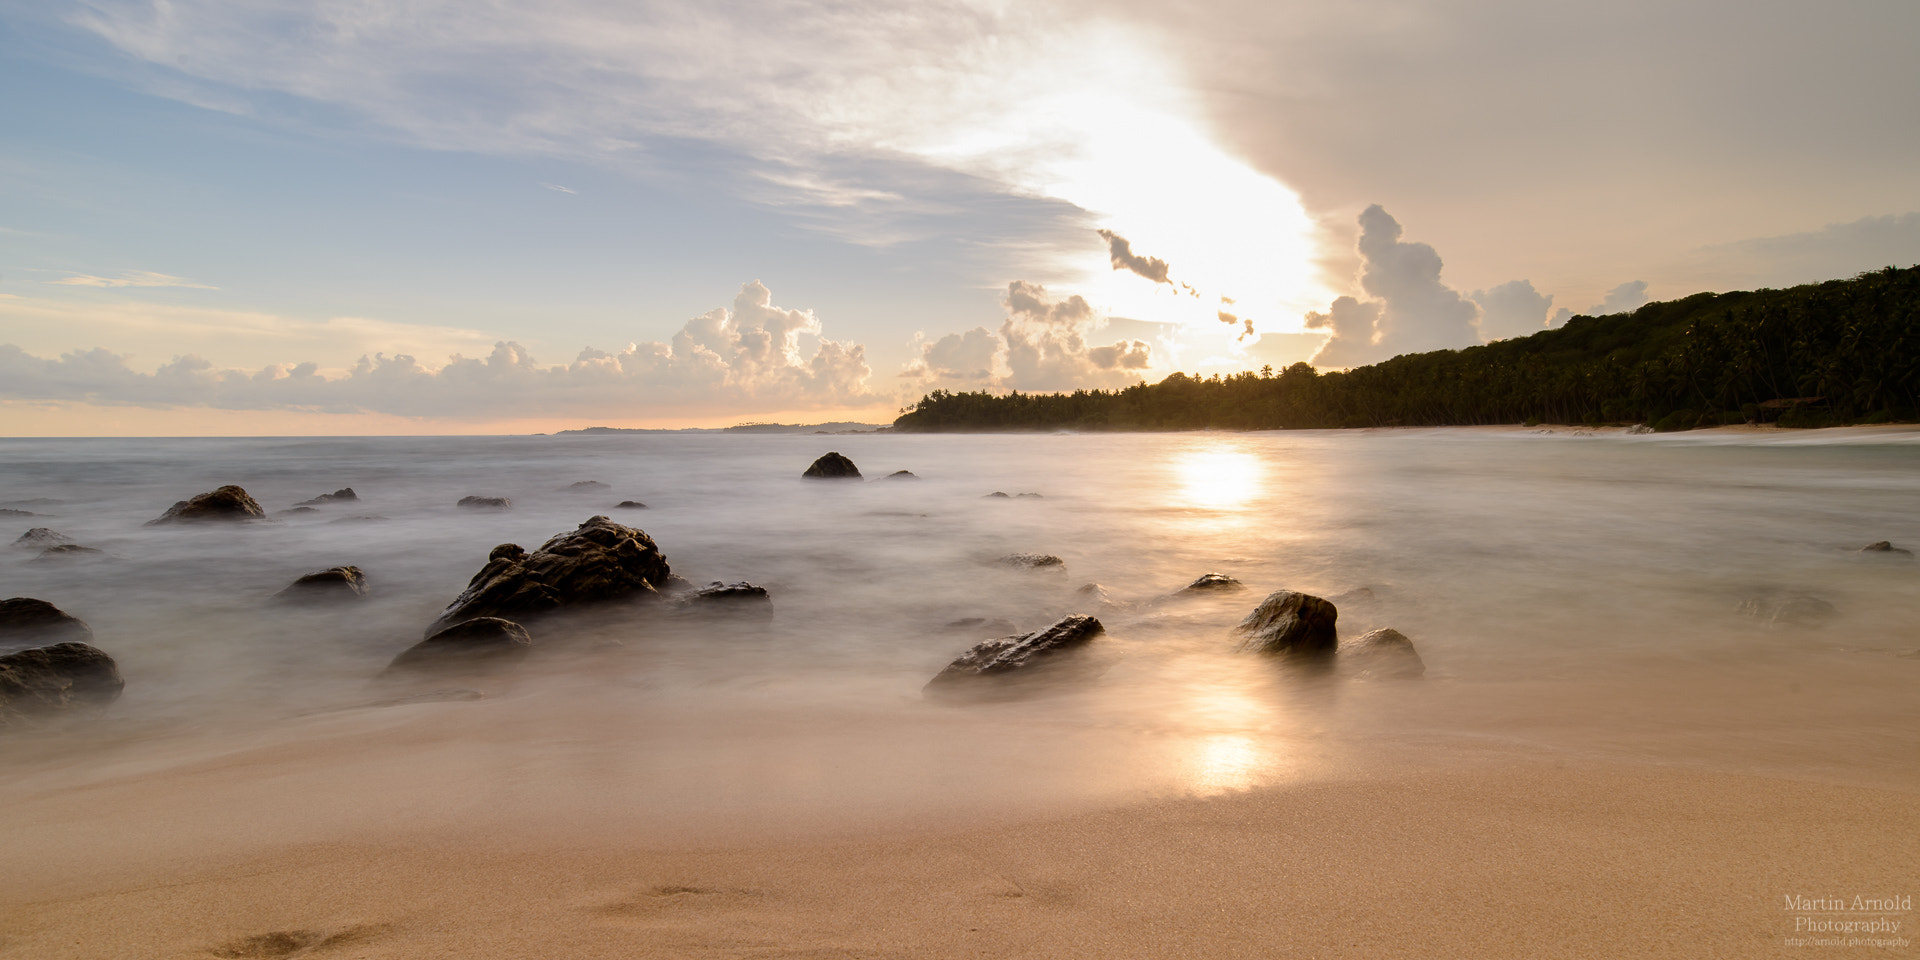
[
  {"x1": 1548, "y1": 280, "x2": 1650, "y2": 325},
  {"x1": 1304, "y1": 205, "x2": 1479, "y2": 367},
  {"x1": 1470, "y1": 279, "x2": 1555, "y2": 340},
  {"x1": 901, "y1": 281, "x2": 1154, "y2": 393},
  {"x1": 0, "y1": 281, "x2": 874, "y2": 417},
  {"x1": 50, "y1": 271, "x2": 217, "y2": 289},
  {"x1": 1690, "y1": 212, "x2": 1920, "y2": 288},
  {"x1": 1096, "y1": 229, "x2": 1173, "y2": 286},
  {"x1": 539, "y1": 183, "x2": 577, "y2": 194},
  {"x1": 902, "y1": 327, "x2": 1001, "y2": 383}
]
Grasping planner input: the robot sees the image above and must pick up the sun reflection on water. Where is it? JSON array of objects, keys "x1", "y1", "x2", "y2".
[
  {"x1": 1175, "y1": 687, "x2": 1285, "y2": 796},
  {"x1": 1172, "y1": 447, "x2": 1267, "y2": 511}
]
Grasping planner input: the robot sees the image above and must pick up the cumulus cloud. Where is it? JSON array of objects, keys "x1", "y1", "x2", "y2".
[
  {"x1": 0, "y1": 281, "x2": 874, "y2": 417},
  {"x1": 1096, "y1": 229, "x2": 1173, "y2": 286},
  {"x1": 1548, "y1": 280, "x2": 1651, "y2": 325},
  {"x1": 900, "y1": 281, "x2": 1153, "y2": 393},
  {"x1": 1470, "y1": 279, "x2": 1555, "y2": 340},
  {"x1": 51, "y1": 271, "x2": 217, "y2": 289},
  {"x1": 901, "y1": 327, "x2": 1000, "y2": 383},
  {"x1": 1305, "y1": 205, "x2": 1479, "y2": 367}
]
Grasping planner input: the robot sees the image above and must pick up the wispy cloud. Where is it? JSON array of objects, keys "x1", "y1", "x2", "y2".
[
  {"x1": 539, "y1": 182, "x2": 577, "y2": 194},
  {"x1": 50, "y1": 271, "x2": 218, "y2": 289}
]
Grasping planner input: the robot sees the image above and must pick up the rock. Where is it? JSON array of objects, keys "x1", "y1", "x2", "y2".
[
  {"x1": 426, "y1": 516, "x2": 672, "y2": 635},
  {"x1": 384, "y1": 618, "x2": 532, "y2": 676},
  {"x1": 29, "y1": 545, "x2": 106, "y2": 564},
  {"x1": 998, "y1": 553, "x2": 1065, "y2": 571},
  {"x1": 0, "y1": 509, "x2": 35, "y2": 518},
  {"x1": 615, "y1": 500, "x2": 648, "y2": 509},
  {"x1": 11, "y1": 528, "x2": 74, "y2": 550},
  {"x1": 677, "y1": 581, "x2": 773, "y2": 618},
  {"x1": 0, "y1": 642, "x2": 125, "y2": 724},
  {"x1": 1234, "y1": 590, "x2": 1338, "y2": 657},
  {"x1": 1177, "y1": 573, "x2": 1243, "y2": 594},
  {"x1": 146, "y1": 485, "x2": 266, "y2": 525},
  {"x1": 1075, "y1": 582, "x2": 1118, "y2": 605},
  {"x1": 1860, "y1": 541, "x2": 1914, "y2": 557},
  {"x1": 0, "y1": 598, "x2": 96, "y2": 654},
  {"x1": 564, "y1": 481, "x2": 610, "y2": 492},
  {"x1": 294, "y1": 488, "x2": 358, "y2": 506},
  {"x1": 944, "y1": 617, "x2": 1021, "y2": 636},
  {"x1": 984, "y1": 492, "x2": 1011, "y2": 498},
  {"x1": 457, "y1": 496, "x2": 511, "y2": 510},
  {"x1": 274, "y1": 566, "x2": 367, "y2": 604},
  {"x1": 924, "y1": 615, "x2": 1105, "y2": 699},
  {"x1": 885, "y1": 470, "x2": 919, "y2": 480},
  {"x1": 1738, "y1": 592, "x2": 1840, "y2": 628},
  {"x1": 802, "y1": 452, "x2": 861, "y2": 479},
  {"x1": 276, "y1": 507, "x2": 320, "y2": 516},
  {"x1": 1340, "y1": 628, "x2": 1425, "y2": 679},
  {"x1": 1015, "y1": 493, "x2": 1044, "y2": 499}
]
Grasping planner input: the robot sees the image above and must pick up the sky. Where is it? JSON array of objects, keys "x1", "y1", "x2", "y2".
[{"x1": 2, "y1": 0, "x2": 1917, "y2": 435}]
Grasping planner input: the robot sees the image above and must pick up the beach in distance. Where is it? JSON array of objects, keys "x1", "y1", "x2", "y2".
[{"x1": 2, "y1": 426, "x2": 1916, "y2": 959}]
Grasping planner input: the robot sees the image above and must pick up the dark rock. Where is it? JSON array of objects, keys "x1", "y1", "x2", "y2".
[
  {"x1": 564, "y1": 481, "x2": 611, "y2": 492},
  {"x1": 276, "y1": 507, "x2": 320, "y2": 516},
  {"x1": 944, "y1": 617, "x2": 1021, "y2": 636},
  {"x1": 924, "y1": 615, "x2": 1106, "y2": 699},
  {"x1": 1340, "y1": 628, "x2": 1425, "y2": 679},
  {"x1": 0, "y1": 598, "x2": 95, "y2": 654},
  {"x1": 615, "y1": 500, "x2": 648, "y2": 509},
  {"x1": 1234, "y1": 590, "x2": 1339, "y2": 658},
  {"x1": 983, "y1": 491, "x2": 1042, "y2": 499},
  {"x1": 1015, "y1": 493, "x2": 1044, "y2": 499},
  {"x1": 984, "y1": 492, "x2": 1011, "y2": 498},
  {"x1": 1738, "y1": 592, "x2": 1840, "y2": 628},
  {"x1": 30, "y1": 545, "x2": 106, "y2": 564},
  {"x1": 998, "y1": 553, "x2": 1064, "y2": 571},
  {"x1": 677, "y1": 581, "x2": 773, "y2": 618},
  {"x1": 294, "y1": 488, "x2": 358, "y2": 506},
  {"x1": 457, "y1": 496, "x2": 511, "y2": 510},
  {"x1": 0, "y1": 508, "x2": 35, "y2": 518},
  {"x1": 1177, "y1": 573, "x2": 1243, "y2": 594},
  {"x1": 384, "y1": 618, "x2": 532, "y2": 676},
  {"x1": 274, "y1": 566, "x2": 367, "y2": 604},
  {"x1": 0, "y1": 642, "x2": 124, "y2": 724},
  {"x1": 802, "y1": 452, "x2": 861, "y2": 479},
  {"x1": 1860, "y1": 541, "x2": 1914, "y2": 557},
  {"x1": 885, "y1": 470, "x2": 919, "y2": 480},
  {"x1": 11, "y1": 528, "x2": 74, "y2": 550},
  {"x1": 426, "y1": 516, "x2": 672, "y2": 635},
  {"x1": 146, "y1": 485, "x2": 266, "y2": 525}
]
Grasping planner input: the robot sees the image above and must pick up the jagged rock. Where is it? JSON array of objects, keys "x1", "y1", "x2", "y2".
[
  {"x1": 0, "y1": 598, "x2": 95, "y2": 653},
  {"x1": 885, "y1": 470, "x2": 919, "y2": 480},
  {"x1": 802, "y1": 452, "x2": 861, "y2": 479},
  {"x1": 615, "y1": 500, "x2": 648, "y2": 509},
  {"x1": 1738, "y1": 592, "x2": 1839, "y2": 628},
  {"x1": 146, "y1": 485, "x2": 266, "y2": 525},
  {"x1": 924, "y1": 615, "x2": 1105, "y2": 699},
  {"x1": 426, "y1": 516, "x2": 671, "y2": 635},
  {"x1": 944, "y1": 617, "x2": 1021, "y2": 636},
  {"x1": 1860, "y1": 541, "x2": 1914, "y2": 557},
  {"x1": 457, "y1": 496, "x2": 511, "y2": 510},
  {"x1": 30, "y1": 545, "x2": 106, "y2": 564},
  {"x1": 0, "y1": 642, "x2": 124, "y2": 724},
  {"x1": 998, "y1": 553, "x2": 1064, "y2": 571},
  {"x1": 1340, "y1": 628, "x2": 1425, "y2": 679},
  {"x1": 11, "y1": 528, "x2": 74, "y2": 550},
  {"x1": 294, "y1": 488, "x2": 358, "y2": 506},
  {"x1": 274, "y1": 566, "x2": 367, "y2": 604},
  {"x1": 1178, "y1": 573, "x2": 1243, "y2": 594},
  {"x1": 384, "y1": 618, "x2": 532, "y2": 676},
  {"x1": 1234, "y1": 590, "x2": 1338, "y2": 657},
  {"x1": 564, "y1": 481, "x2": 610, "y2": 492},
  {"x1": 677, "y1": 581, "x2": 773, "y2": 618}
]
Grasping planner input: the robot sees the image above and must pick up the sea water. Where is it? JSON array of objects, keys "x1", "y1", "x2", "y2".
[{"x1": 2, "y1": 428, "x2": 1917, "y2": 842}]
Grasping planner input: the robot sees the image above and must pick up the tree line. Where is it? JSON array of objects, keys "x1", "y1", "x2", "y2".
[{"x1": 892, "y1": 266, "x2": 1920, "y2": 432}]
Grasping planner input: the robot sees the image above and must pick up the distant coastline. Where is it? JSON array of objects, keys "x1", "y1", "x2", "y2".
[{"x1": 555, "y1": 421, "x2": 891, "y2": 436}]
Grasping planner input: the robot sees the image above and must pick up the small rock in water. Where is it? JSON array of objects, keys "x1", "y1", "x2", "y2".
[
  {"x1": 1014, "y1": 493, "x2": 1044, "y2": 499},
  {"x1": 1340, "y1": 628, "x2": 1425, "y2": 679},
  {"x1": 146, "y1": 485, "x2": 266, "y2": 525},
  {"x1": 678, "y1": 581, "x2": 773, "y2": 618},
  {"x1": 564, "y1": 481, "x2": 611, "y2": 492},
  {"x1": 274, "y1": 566, "x2": 368, "y2": 604},
  {"x1": 1234, "y1": 590, "x2": 1339, "y2": 658},
  {"x1": 11, "y1": 528, "x2": 74, "y2": 551},
  {"x1": 984, "y1": 492, "x2": 1011, "y2": 498},
  {"x1": 458, "y1": 496, "x2": 511, "y2": 510},
  {"x1": 29, "y1": 545, "x2": 106, "y2": 564},
  {"x1": 998, "y1": 553, "x2": 1065, "y2": 571},
  {"x1": 384, "y1": 617, "x2": 533, "y2": 676},
  {"x1": 802, "y1": 452, "x2": 862, "y2": 479},
  {"x1": 885, "y1": 470, "x2": 919, "y2": 480},
  {"x1": 1177, "y1": 573, "x2": 1244, "y2": 594},
  {"x1": 615, "y1": 500, "x2": 648, "y2": 509},
  {"x1": 0, "y1": 598, "x2": 96, "y2": 653},
  {"x1": 924, "y1": 614, "x2": 1105, "y2": 700},
  {"x1": 294, "y1": 488, "x2": 358, "y2": 506},
  {"x1": 1859, "y1": 541, "x2": 1914, "y2": 557}
]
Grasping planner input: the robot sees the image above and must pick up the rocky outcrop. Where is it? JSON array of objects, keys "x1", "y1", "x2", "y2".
[
  {"x1": 457, "y1": 496, "x2": 511, "y2": 510},
  {"x1": 0, "y1": 642, "x2": 124, "y2": 724},
  {"x1": 146, "y1": 485, "x2": 266, "y2": 525},
  {"x1": 1340, "y1": 628, "x2": 1425, "y2": 679},
  {"x1": 384, "y1": 618, "x2": 532, "y2": 676},
  {"x1": 1177, "y1": 573, "x2": 1243, "y2": 594},
  {"x1": 1860, "y1": 541, "x2": 1914, "y2": 557},
  {"x1": 294, "y1": 488, "x2": 358, "y2": 506},
  {"x1": 924, "y1": 614, "x2": 1105, "y2": 699},
  {"x1": 11, "y1": 528, "x2": 74, "y2": 550},
  {"x1": 802, "y1": 452, "x2": 861, "y2": 479},
  {"x1": 998, "y1": 553, "x2": 1064, "y2": 571},
  {"x1": 0, "y1": 598, "x2": 96, "y2": 653},
  {"x1": 274, "y1": 566, "x2": 368, "y2": 604},
  {"x1": 1234, "y1": 590, "x2": 1338, "y2": 657},
  {"x1": 615, "y1": 500, "x2": 648, "y2": 509},
  {"x1": 426, "y1": 516, "x2": 672, "y2": 635}
]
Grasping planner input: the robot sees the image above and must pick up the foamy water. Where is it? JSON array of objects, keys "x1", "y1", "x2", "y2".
[{"x1": 4, "y1": 428, "x2": 1918, "y2": 843}]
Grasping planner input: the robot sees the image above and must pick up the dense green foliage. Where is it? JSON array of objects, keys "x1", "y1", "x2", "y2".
[{"x1": 893, "y1": 266, "x2": 1920, "y2": 432}]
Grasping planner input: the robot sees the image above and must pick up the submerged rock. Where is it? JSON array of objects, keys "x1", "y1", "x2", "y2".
[
  {"x1": 11, "y1": 528, "x2": 75, "y2": 550},
  {"x1": 274, "y1": 566, "x2": 368, "y2": 604},
  {"x1": 426, "y1": 516, "x2": 672, "y2": 635},
  {"x1": 998, "y1": 553, "x2": 1065, "y2": 571},
  {"x1": 0, "y1": 642, "x2": 125, "y2": 724},
  {"x1": 0, "y1": 509, "x2": 35, "y2": 518},
  {"x1": 984, "y1": 491, "x2": 1043, "y2": 499},
  {"x1": 457, "y1": 496, "x2": 511, "y2": 510},
  {"x1": 146, "y1": 485, "x2": 266, "y2": 525},
  {"x1": 0, "y1": 598, "x2": 96, "y2": 653},
  {"x1": 384, "y1": 618, "x2": 532, "y2": 676},
  {"x1": 294, "y1": 488, "x2": 358, "y2": 506},
  {"x1": 924, "y1": 614, "x2": 1105, "y2": 699},
  {"x1": 564, "y1": 480, "x2": 610, "y2": 492},
  {"x1": 615, "y1": 500, "x2": 648, "y2": 509},
  {"x1": 29, "y1": 545, "x2": 106, "y2": 564},
  {"x1": 885, "y1": 470, "x2": 919, "y2": 480},
  {"x1": 1340, "y1": 628, "x2": 1425, "y2": 679},
  {"x1": 802, "y1": 452, "x2": 862, "y2": 479},
  {"x1": 677, "y1": 581, "x2": 773, "y2": 618},
  {"x1": 1234, "y1": 590, "x2": 1338, "y2": 658},
  {"x1": 276, "y1": 507, "x2": 320, "y2": 516},
  {"x1": 1738, "y1": 592, "x2": 1840, "y2": 628},
  {"x1": 1177, "y1": 573, "x2": 1244, "y2": 595},
  {"x1": 1860, "y1": 541, "x2": 1914, "y2": 558}
]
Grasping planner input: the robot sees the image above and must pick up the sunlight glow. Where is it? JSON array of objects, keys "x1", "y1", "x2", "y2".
[{"x1": 1173, "y1": 448, "x2": 1267, "y2": 508}]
